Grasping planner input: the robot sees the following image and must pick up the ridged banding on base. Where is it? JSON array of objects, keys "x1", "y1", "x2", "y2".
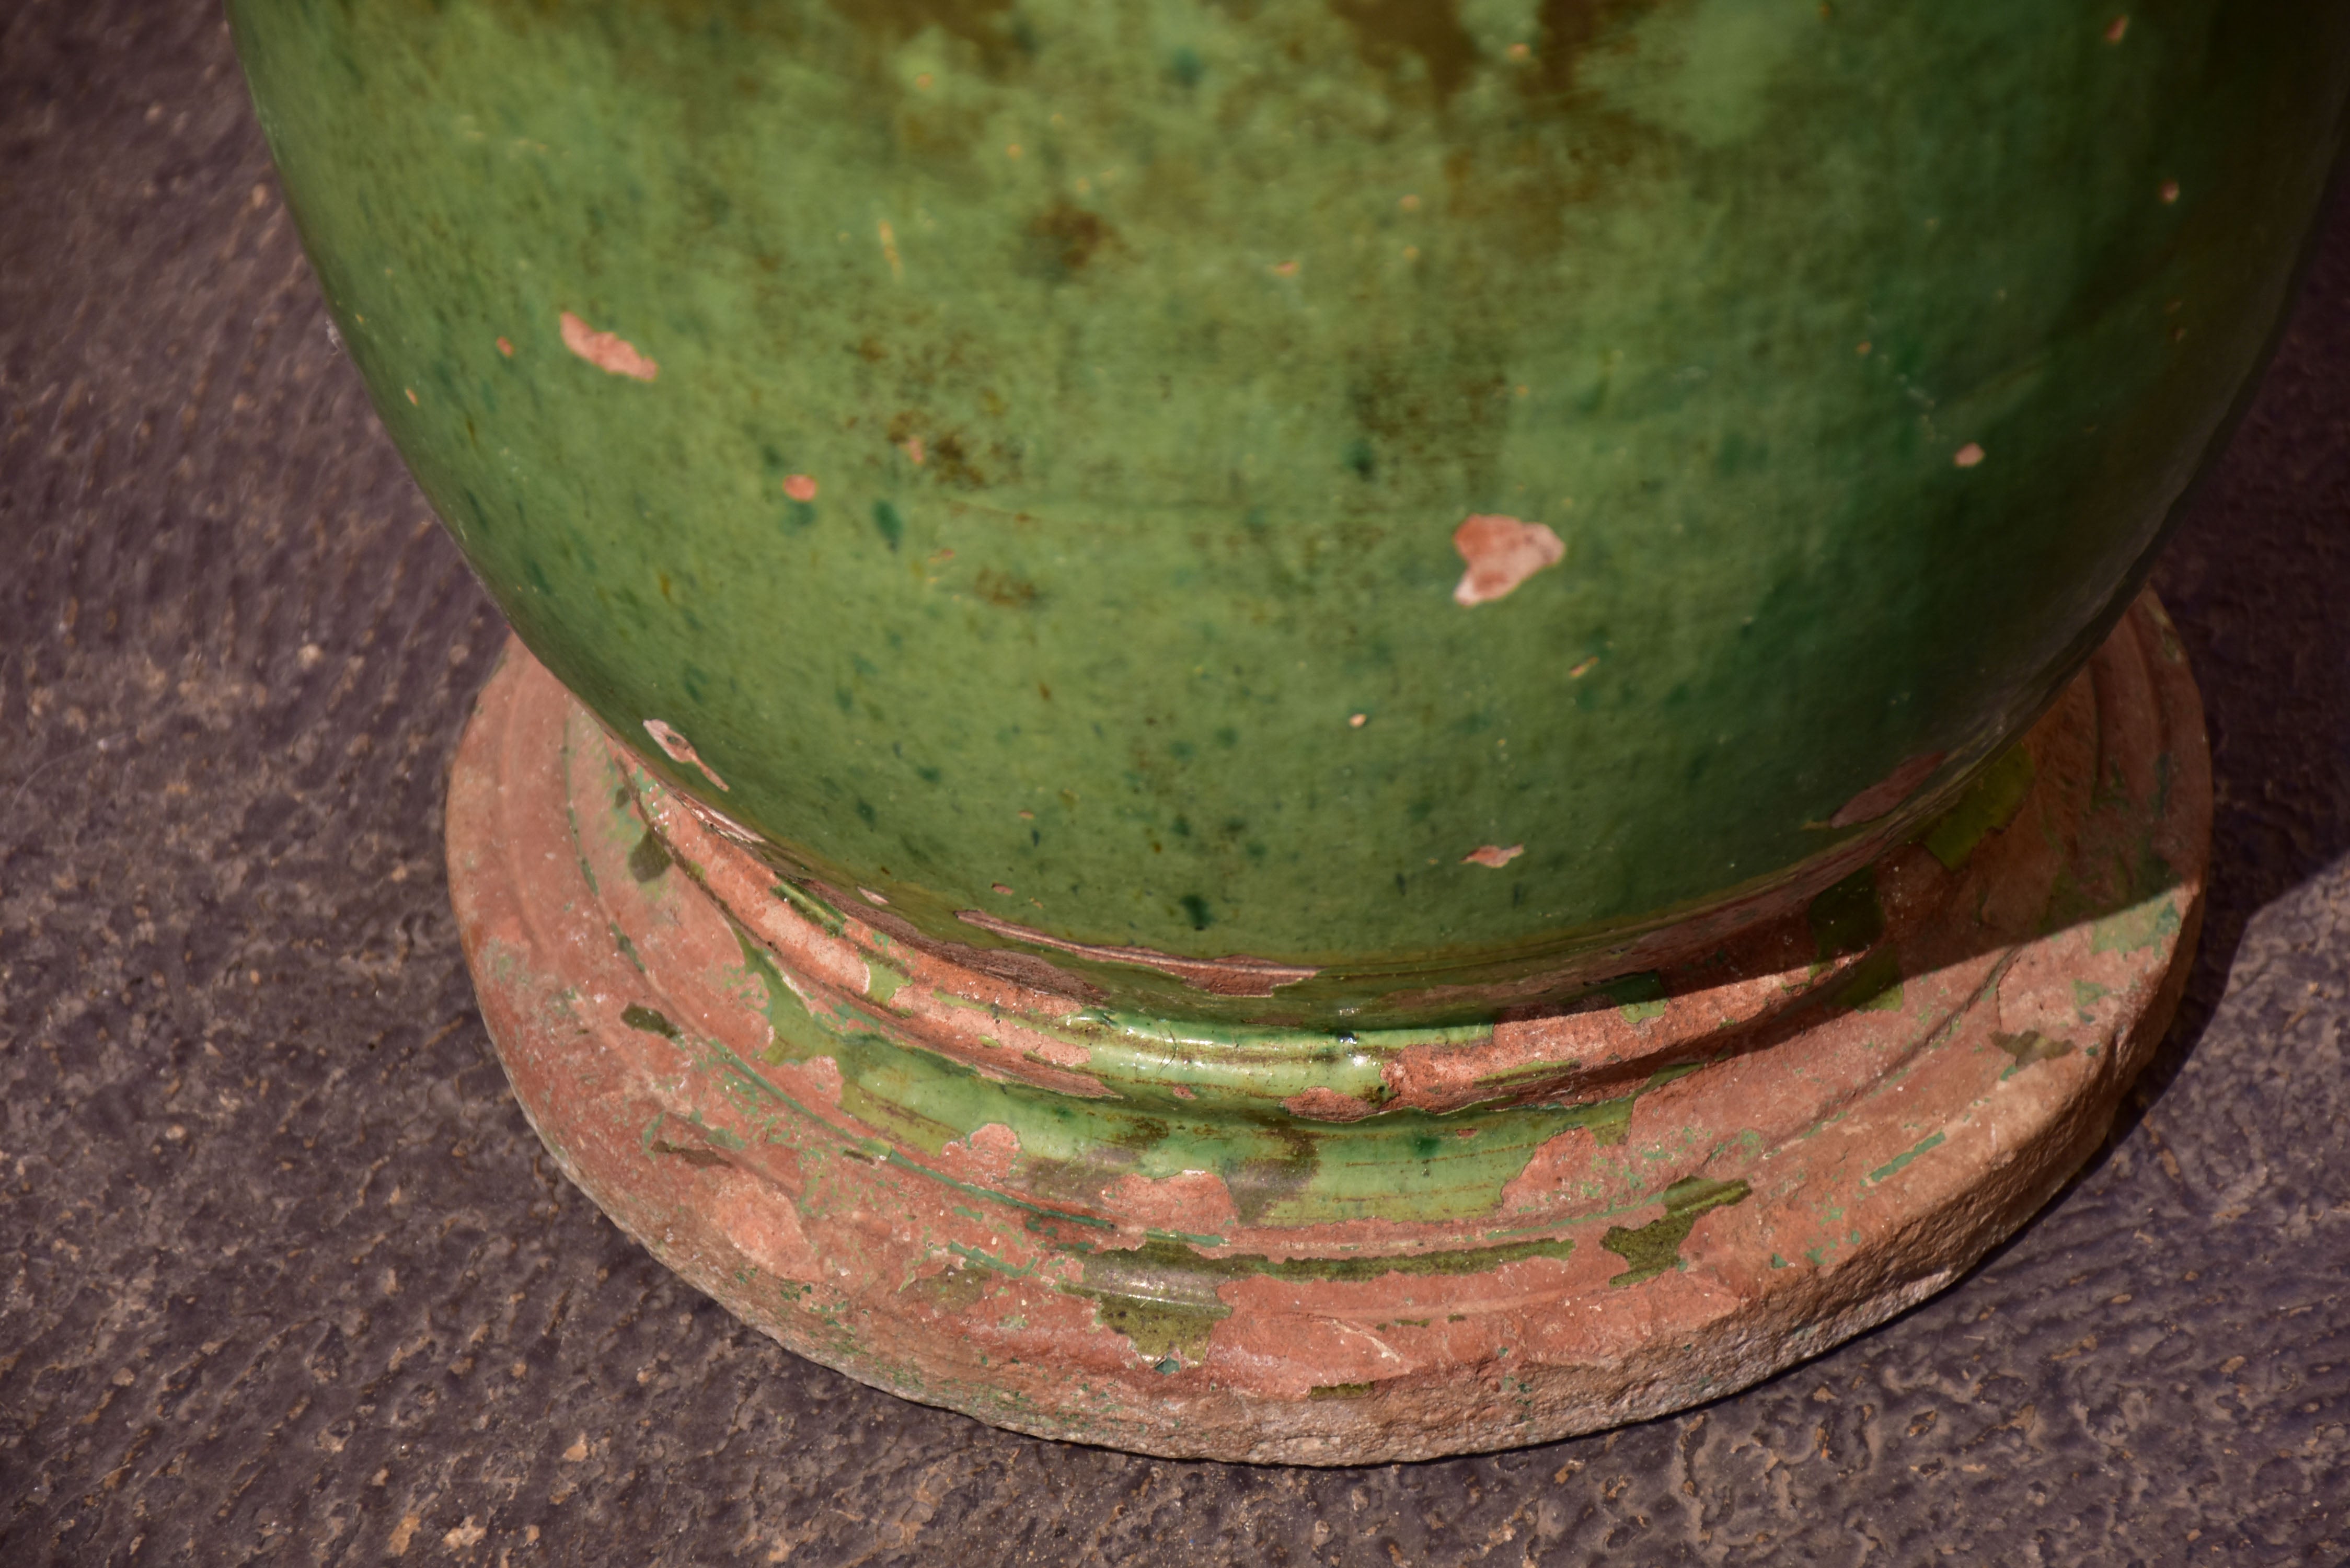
[{"x1": 446, "y1": 593, "x2": 2207, "y2": 1463}]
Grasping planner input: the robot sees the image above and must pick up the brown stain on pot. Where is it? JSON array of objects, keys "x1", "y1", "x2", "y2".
[
  {"x1": 1526, "y1": 0, "x2": 1651, "y2": 93},
  {"x1": 827, "y1": 0, "x2": 1016, "y2": 57},
  {"x1": 1026, "y1": 203, "x2": 1118, "y2": 281},
  {"x1": 1324, "y1": 0, "x2": 1479, "y2": 103}
]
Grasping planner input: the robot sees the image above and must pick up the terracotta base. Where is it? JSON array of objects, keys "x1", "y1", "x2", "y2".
[{"x1": 445, "y1": 592, "x2": 2207, "y2": 1465}]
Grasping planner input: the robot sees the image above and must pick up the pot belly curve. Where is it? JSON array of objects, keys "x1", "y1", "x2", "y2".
[{"x1": 228, "y1": 2, "x2": 2342, "y2": 1017}]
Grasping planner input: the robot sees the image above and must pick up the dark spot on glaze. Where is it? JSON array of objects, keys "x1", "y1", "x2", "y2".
[
  {"x1": 620, "y1": 1003, "x2": 678, "y2": 1038},
  {"x1": 646, "y1": 1138, "x2": 727, "y2": 1168},
  {"x1": 872, "y1": 500, "x2": 905, "y2": 550},
  {"x1": 1024, "y1": 202, "x2": 1117, "y2": 281},
  {"x1": 975, "y1": 567, "x2": 1039, "y2": 607},
  {"x1": 627, "y1": 827, "x2": 672, "y2": 882},
  {"x1": 1180, "y1": 893, "x2": 1214, "y2": 930}
]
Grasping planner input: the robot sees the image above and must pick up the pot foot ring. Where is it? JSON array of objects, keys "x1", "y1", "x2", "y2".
[{"x1": 444, "y1": 591, "x2": 2208, "y2": 1465}]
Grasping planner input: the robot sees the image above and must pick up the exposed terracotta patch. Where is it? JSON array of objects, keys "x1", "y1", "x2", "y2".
[
  {"x1": 1452, "y1": 515, "x2": 1564, "y2": 606},
  {"x1": 1831, "y1": 752, "x2": 1945, "y2": 828},
  {"x1": 956, "y1": 908, "x2": 1319, "y2": 996},
  {"x1": 642, "y1": 718, "x2": 729, "y2": 790},
  {"x1": 560, "y1": 310, "x2": 659, "y2": 382},
  {"x1": 712, "y1": 1171, "x2": 821, "y2": 1283},
  {"x1": 943, "y1": 1121, "x2": 1020, "y2": 1183},
  {"x1": 496, "y1": 336, "x2": 514, "y2": 358},
  {"x1": 794, "y1": 1054, "x2": 844, "y2": 1107},
  {"x1": 1953, "y1": 443, "x2": 1985, "y2": 469},
  {"x1": 1100, "y1": 1170, "x2": 1239, "y2": 1236},
  {"x1": 859, "y1": 887, "x2": 891, "y2": 906},
  {"x1": 2104, "y1": 14, "x2": 2128, "y2": 42},
  {"x1": 783, "y1": 474, "x2": 819, "y2": 502},
  {"x1": 2159, "y1": 179, "x2": 2180, "y2": 204},
  {"x1": 1282, "y1": 1086, "x2": 1385, "y2": 1123},
  {"x1": 1463, "y1": 844, "x2": 1524, "y2": 869}
]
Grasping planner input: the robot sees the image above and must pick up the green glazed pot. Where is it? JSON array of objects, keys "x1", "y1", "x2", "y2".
[{"x1": 232, "y1": 0, "x2": 2348, "y2": 1027}]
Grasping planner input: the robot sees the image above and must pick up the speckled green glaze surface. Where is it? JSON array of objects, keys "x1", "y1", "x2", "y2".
[{"x1": 231, "y1": 0, "x2": 2347, "y2": 1020}]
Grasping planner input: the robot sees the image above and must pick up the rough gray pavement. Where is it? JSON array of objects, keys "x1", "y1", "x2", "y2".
[{"x1": 4, "y1": 4, "x2": 2346, "y2": 1563}]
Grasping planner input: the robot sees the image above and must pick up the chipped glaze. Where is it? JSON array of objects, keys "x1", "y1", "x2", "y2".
[{"x1": 232, "y1": 0, "x2": 2349, "y2": 1024}]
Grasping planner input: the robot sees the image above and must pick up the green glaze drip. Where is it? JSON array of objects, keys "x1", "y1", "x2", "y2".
[
  {"x1": 1603, "y1": 971, "x2": 1670, "y2": 1023},
  {"x1": 2090, "y1": 896, "x2": 2182, "y2": 955},
  {"x1": 771, "y1": 880, "x2": 847, "y2": 939},
  {"x1": 1837, "y1": 948, "x2": 1906, "y2": 1014},
  {"x1": 1599, "y1": 1175, "x2": 1752, "y2": 1286},
  {"x1": 1808, "y1": 867, "x2": 1884, "y2": 965},
  {"x1": 1063, "y1": 1230, "x2": 1578, "y2": 1361},
  {"x1": 621, "y1": 1002, "x2": 678, "y2": 1038},
  {"x1": 720, "y1": 923, "x2": 1722, "y2": 1229},
  {"x1": 1866, "y1": 1129, "x2": 1945, "y2": 1184},
  {"x1": 1918, "y1": 744, "x2": 2035, "y2": 871},
  {"x1": 1992, "y1": 1030, "x2": 2074, "y2": 1080},
  {"x1": 627, "y1": 826, "x2": 673, "y2": 883}
]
